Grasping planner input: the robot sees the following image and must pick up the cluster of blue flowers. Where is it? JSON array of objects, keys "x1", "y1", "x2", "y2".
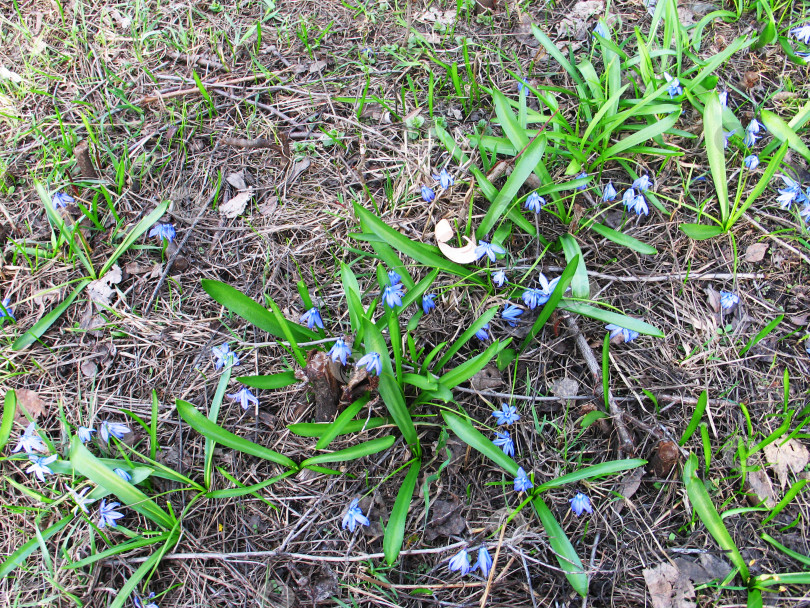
[
  {"x1": 421, "y1": 168, "x2": 455, "y2": 203},
  {"x1": 599, "y1": 173, "x2": 653, "y2": 217}
]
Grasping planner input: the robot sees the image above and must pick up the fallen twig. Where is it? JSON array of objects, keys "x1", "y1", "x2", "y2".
[{"x1": 165, "y1": 49, "x2": 229, "y2": 72}]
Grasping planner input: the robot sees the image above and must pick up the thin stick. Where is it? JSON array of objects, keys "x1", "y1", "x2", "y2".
[{"x1": 479, "y1": 522, "x2": 507, "y2": 608}]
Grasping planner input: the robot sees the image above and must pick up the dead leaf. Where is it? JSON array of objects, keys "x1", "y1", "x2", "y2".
[
  {"x1": 81, "y1": 360, "x2": 98, "y2": 377},
  {"x1": 288, "y1": 158, "x2": 310, "y2": 183},
  {"x1": 16, "y1": 389, "x2": 46, "y2": 422},
  {"x1": 418, "y1": 7, "x2": 456, "y2": 24},
  {"x1": 673, "y1": 555, "x2": 732, "y2": 585},
  {"x1": 435, "y1": 219, "x2": 478, "y2": 263},
  {"x1": 552, "y1": 377, "x2": 580, "y2": 401},
  {"x1": 258, "y1": 196, "x2": 278, "y2": 216},
  {"x1": 226, "y1": 171, "x2": 247, "y2": 190},
  {"x1": 649, "y1": 441, "x2": 681, "y2": 478},
  {"x1": 765, "y1": 438, "x2": 810, "y2": 489},
  {"x1": 87, "y1": 264, "x2": 123, "y2": 306},
  {"x1": 705, "y1": 286, "x2": 721, "y2": 313},
  {"x1": 424, "y1": 496, "x2": 467, "y2": 541},
  {"x1": 745, "y1": 468, "x2": 777, "y2": 508},
  {"x1": 556, "y1": 0, "x2": 605, "y2": 40},
  {"x1": 744, "y1": 243, "x2": 768, "y2": 263},
  {"x1": 303, "y1": 350, "x2": 341, "y2": 422},
  {"x1": 125, "y1": 261, "x2": 152, "y2": 275},
  {"x1": 470, "y1": 365, "x2": 503, "y2": 391},
  {"x1": 308, "y1": 60, "x2": 327, "y2": 74},
  {"x1": 643, "y1": 562, "x2": 696, "y2": 608},
  {"x1": 219, "y1": 188, "x2": 253, "y2": 219},
  {"x1": 614, "y1": 467, "x2": 644, "y2": 514},
  {"x1": 0, "y1": 66, "x2": 23, "y2": 83}
]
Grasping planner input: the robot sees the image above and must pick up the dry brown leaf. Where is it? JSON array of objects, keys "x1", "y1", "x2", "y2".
[
  {"x1": 614, "y1": 467, "x2": 644, "y2": 514},
  {"x1": 764, "y1": 438, "x2": 810, "y2": 488},
  {"x1": 16, "y1": 388, "x2": 46, "y2": 422},
  {"x1": 435, "y1": 219, "x2": 478, "y2": 264},
  {"x1": 289, "y1": 158, "x2": 310, "y2": 183},
  {"x1": 87, "y1": 264, "x2": 122, "y2": 306},
  {"x1": 643, "y1": 562, "x2": 696, "y2": 608},
  {"x1": 258, "y1": 196, "x2": 278, "y2": 216},
  {"x1": 219, "y1": 188, "x2": 253, "y2": 219},
  {"x1": 744, "y1": 243, "x2": 768, "y2": 263},
  {"x1": 81, "y1": 360, "x2": 98, "y2": 377},
  {"x1": 309, "y1": 60, "x2": 327, "y2": 73},
  {"x1": 125, "y1": 261, "x2": 152, "y2": 275},
  {"x1": 745, "y1": 468, "x2": 777, "y2": 508},
  {"x1": 226, "y1": 171, "x2": 247, "y2": 190}
]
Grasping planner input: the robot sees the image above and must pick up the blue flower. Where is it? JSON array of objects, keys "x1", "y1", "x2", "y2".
[
  {"x1": 421, "y1": 185, "x2": 436, "y2": 202},
  {"x1": 0, "y1": 298, "x2": 14, "y2": 320},
  {"x1": 133, "y1": 592, "x2": 159, "y2": 608},
  {"x1": 663, "y1": 72, "x2": 682, "y2": 98},
  {"x1": 69, "y1": 487, "x2": 94, "y2": 514},
  {"x1": 493, "y1": 403, "x2": 520, "y2": 425},
  {"x1": 798, "y1": 52, "x2": 810, "y2": 64},
  {"x1": 475, "y1": 323, "x2": 490, "y2": 341},
  {"x1": 719, "y1": 290, "x2": 739, "y2": 311},
  {"x1": 523, "y1": 191, "x2": 545, "y2": 213},
  {"x1": 383, "y1": 284, "x2": 404, "y2": 308},
  {"x1": 97, "y1": 499, "x2": 125, "y2": 528},
  {"x1": 77, "y1": 426, "x2": 95, "y2": 444},
  {"x1": 718, "y1": 90, "x2": 728, "y2": 108},
  {"x1": 422, "y1": 293, "x2": 436, "y2": 314},
  {"x1": 723, "y1": 129, "x2": 736, "y2": 148},
  {"x1": 148, "y1": 223, "x2": 176, "y2": 242},
  {"x1": 300, "y1": 307, "x2": 324, "y2": 329},
  {"x1": 622, "y1": 188, "x2": 637, "y2": 209},
  {"x1": 328, "y1": 338, "x2": 352, "y2": 365},
  {"x1": 630, "y1": 193, "x2": 649, "y2": 216},
  {"x1": 747, "y1": 119, "x2": 763, "y2": 135},
  {"x1": 521, "y1": 273, "x2": 561, "y2": 310},
  {"x1": 491, "y1": 270, "x2": 507, "y2": 288},
  {"x1": 632, "y1": 175, "x2": 651, "y2": 192},
  {"x1": 113, "y1": 468, "x2": 132, "y2": 482},
  {"x1": 569, "y1": 492, "x2": 593, "y2": 516},
  {"x1": 593, "y1": 21, "x2": 609, "y2": 39},
  {"x1": 212, "y1": 343, "x2": 240, "y2": 370},
  {"x1": 602, "y1": 181, "x2": 617, "y2": 202},
  {"x1": 606, "y1": 323, "x2": 639, "y2": 343},
  {"x1": 388, "y1": 270, "x2": 402, "y2": 285},
  {"x1": 13, "y1": 422, "x2": 47, "y2": 453},
  {"x1": 474, "y1": 546, "x2": 493, "y2": 577},
  {"x1": 744, "y1": 155, "x2": 759, "y2": 170},
  {"x1": 791, "y1": 24, "x2": 810, "y2": 45},
  {"x1": 357, "y1": 352, "x2": 382, "y2": 376},
  {"x1": 517, "y1": 78, "x2": 529, "y2": 93},
  {"x1": 26, "y1": 454, "x2": 57, "y2": 482},
  {"x1": 493, "y1": 431, "x2": 514, "y2": 457},
  {"x1": 474, "y1": 240, "x2": 506, "y2": 263},
  {"x1": 359, "y1": 47, "x2": 375, "y2": 61},
  {"x1": 501, "y1": 304, "x2": 522, "y2": 327},
  {"x1": 743, "y1": 129, "x2": 758, "y2": 148},
  {"x1": 227, "y1": 387, "x2": 259, "y2": 410},
  {"x1": 800, "y1": 203, "x2": 810, "y2": 224},
  {"x1": 433, "y1": 168, "x2": 454, "y2": 189},
  {"x1": 52, "y1": 191, "x2": 74, "y2": 209},
  {"x1": 575, "y1": 172, "x2": 589, "y2": 190},
  {"x1": 513, "y1": 467, "x2": 533, "y2": 493},
  {"x1": 341, "y1": 498, "x2": 370, "y2": 532},
  {"x1": 99, "y1": 420, "x2": 131, "y2": 443},
  {"x1": 448, "y1": 549, "x2": 471, "y2": 575}
]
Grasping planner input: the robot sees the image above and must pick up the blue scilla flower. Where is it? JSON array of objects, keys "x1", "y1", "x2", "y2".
[
  {"x1": 593, "y1": 21, "x2": 609, "y2": 39},
  {"x1": 212, "y1": 343, "x2": 240, "y2": 370},
  {"x1": 513, "y1": 467, "x2": 533, "y2": 493},
  {"x1": 77, "y1": 426, "x2": 95, "y2": 444},
  {"x1": 718, "y1": 90, "x2": 728, "y2": 108},
  {"x1": 744, "y1": 155, "x2": 759, "y2": 170},
  {"x1": 632, "y1": 175, "x2": 651, "y2": 192},
  {"x1": 474, "y1": 240, "x2": 506, "y2": 263},
  {"x1": 341, "y1": 498, "x2": 370, "y2": 532},
  {"x1": 70, "y1": 487, "x2": 94, "y2": 514},
  {"x1": 357, "y1": 352, "x2": 382, "y2": 376},
  {"x1": 622, "y1": 188, "x2": 637, "y2": 209},
  {"x1": 99, "y1": 420, "x2": 131, "y2": 443},
  {"x1": 719, "y1": 290, "x2": 739, "y2": 311},
  {"x1": 383, "y1": 284, "x2": 404, "y2": 308},
  {"x1": 52, "y1": 191, "x2": 74, "y2": 209},
  {"x1": 13, "y1": 422, "x2": 47, "y2": 454},
  {"x1": 300, "y1": 307, "x2": 324, "y2": 329},
  {"x1": 747, "y1": 119, "x2": 763, "y2": 135},
  {"x1": 602, "y1": 181, "x2": 617, "y2": 202},
  {"x1": 575, "y1": 172, "x2": 589, "y2": 190},
  {"x1": 792, "y1": 24, "x2": 810, "y2": 44},
  {"x1": 493, "y1": 403, "x2": 520, "y2": 425},
  {"x1": 148, "y1": 223, "x2": 176, "y2": 242},
  {"x1": 570, "y1": 492, "x2": 593, "y2": 516},
  {"x1": 475, "y1": 323, "x2": 490, "y2": 341},
  {"x1": 743, "y1": 129, "x2": 758, "y2": 148},
  {"x1": 517, "y1": 78, "x2": 529, "y2": 93},
  {"x1": 723, "y1": 129, "x2": 736, "y2": 149},
  {"x1": 493, "y1": 431, "x2": 514, "y2": 457},
  {"x1": 329, "y1": 338, "x2": 352, "y2": 365},
  {"x1": 97, "y1": 499, "x2": 125, "y2": 528},
  {"x1": 388, "y1": 269, "x2": 402, "y2": 285},
  {"x1": 133, "y1": 592, "x2": 159, "y2": 608},
  {"x1": 26, "y1": 454, "x2": 57, "y2": 482},
  {"x1": 606, "y1": 323, "x2": 639, "y2": 343},
  {"x1": 502, "y1": 304, "x2": 522, "y2": 327},
  {"x1": 630, "y1": 193, "x2": 649, "y2": 216},
  {"x1": 0, "y1": 297, "x2": 14, "y2": 320},
  {"x1": 433, "y1": 168, "x2": 454, "y2": 189},
  {"x1": 474, "y1": 546, "x2": 493, "y2": 577},
  {"x1": 359, "y1": 47, "x2": 375, "y2": 62},
  {"x1": 663, "y1": 72, "x2": 682, "y2": 98},
  {"x1": 448, "y1": 549, "x2": 471, "y2": 575},
  {"x1": 522, "y1": 273, "x2": 561, "y2": 310},
  {"x1": 422, "y1": 294, "x2": 436, "y2": 314},
  {"x1": 491, "y1": 270, "x2": 507, "y2": 288},
  {"x1": 227, "y1": 387, "x2": 259, "y2": 410},
  {"x1": 421, "y1": 185, "x2": 435, "y2": 202},
  {"x1": 113, "y1": 468, "x2": 132, "y2": 482},
  {"x1": 523, "y1": 191, "x2": 545, "y2": 213}
]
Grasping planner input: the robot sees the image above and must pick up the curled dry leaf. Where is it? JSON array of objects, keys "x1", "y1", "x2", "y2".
[
  {"x1": 744, "y1": 242, "x2": 768, "y2": 263},
  {"x1": 745, "y1": 467, "x2": 777, "y2": 508},
  {"x1": 643, "y1": 562, "x2": 696, "y2": 608},
  {"x1": 435, "y1": 219, "x2": 478, "y2": 264},
  {"x1": 87, "y1": 264, "x2": 123, "y2": 306},
  {"x1": 219, "y1": 188, "x2": 253, "y2": 219}
]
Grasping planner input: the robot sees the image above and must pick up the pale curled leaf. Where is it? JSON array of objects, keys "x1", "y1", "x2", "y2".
[
  {"x1": 220, "y1": 188, "x2": 254, "y2": 218},
  {"x1": 434, "y1": 219, "x2": 478, "y2": 264}
]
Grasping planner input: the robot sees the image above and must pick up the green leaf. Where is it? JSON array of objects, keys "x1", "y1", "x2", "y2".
[
  {"x1": 535, "y1": 459, "x2": 646, "y2": 491},
  {"x1": 300, "y1": 435, "x2": 396, "y2": 467},
  {"x1": 761, "y1": 532, "x2": 810, "y2": 568},
  {"x1": 434, "y1": 307, "x2": 499, "y2": 371},
  {"x1": 558, "y1": 300, "x2": 664, "y2": 337},
  {"x1": 751, "y1": 3, "x2": 776, "y2": 50},
  {"x1": 66, "y1": 534, "x2": 169, "y2": 570},
  {"x1": 559, "y1": 235, "x2": 589, "y2": 298},
  {"x1": 12, "y1": 279, "x2": 91, "y2": 351},
  {"x1": 0, "y1": 515, "x2": 72, "y2": 578},
  {"x1": 703, "y1": 92, "x2": 729, "y2": 223},
  {"x1": 740, "y1": 315, "x2": 783, "y2": 357},
  {"x1": 69, "y1": 437, "x2": 174, "y2": 529},
  {"x1": 176, "y1": 399, "x2": 297, "y2": 469},
  {"x1": 760, "y1": 110, "x2": 810, "y2": 164},
  {"x1": 729, "y1": 143, "x2": 788, "y2": 225},
  {"x1": 679, "y1": 223, "x2": 724, "y2": 240},
  {"x1": 0, "y1": 390, "x2": 16, "y2": 452},
  {"x1": 265, "y1": 296, "x2": 307, "y2": 367},
  {"x1": 204, "y1": 367, "x2": 232, "y2": 489},
  {"x1": 384, "y1": 459, "x2": 420, "y2": 565},
  {"x1": 316, "y1": 394, "x2": 371, "y2": 450},
  {"x1": 108, "y1": 549, "x2": 164, "y2": 608},
  {"x1": 201, "y1": 279, "x2": 318, "y2": 343},
  {"x1": 683, "y1": 454, "x2": 748, "y2": 581},
  {"x1": 288, "y1": 417, "x2": 388, "y2": 437},
  {"x1": 520, "y1": 256, "x2": 578, "y2": 351},
  {"x1": 236, "y1": 371, "x2": 298, "y2": 389},
  {"x1": 679, "y1": 390, "x2": 707, "y2": 446},
  {"x1": 442, "y1": 410, "x2": 518, "y2": 476},
  {"x1": 492, "y1": 88, "x2": 528, "y2": 149},
  {"x1": 35, "y1": 181, "x2": 94, "y2": 277},
  {"x1": 100, "y1": 201, "x2": 170, "y2": 277},
  {"x1": 599, "y1": 110, "x2": 680, "y2": 162},
  {"x1": 531, "y1": 26, "x2": 585, "y2": 88},
  {"x1": 532, "y1": 496, "x2": 588, "y2": 596},
  {"x1": 589, "y1": 222, "x2": 658, "y2": 254},
  {"x1": 438, "y1": 339, "x2": 507, "y2": 390},
  {"x1": 206, "y1": 469, "x2": 296, "y2": 499},
  {"x1": 341, "y1": 262, "x2": 364, "y2": 334}
]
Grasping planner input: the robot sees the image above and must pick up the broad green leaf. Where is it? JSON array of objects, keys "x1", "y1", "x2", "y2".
[
  {"x1": 558, "y1": 300, "x2": 664, "y2": 337},
  {"x1": 761, "y1": 533, "x2": 810, "y2": 568},
  {"x1": 0, "y1": 515, "x2": 72, "y2": 578},
  {"x1": 201, "y1": 279, "x2": 318, "y2": 343},
  {"x1": 442, "y1": 410, "x2": 519, "y2": 476},
  {"x1": 341, "y1": 262, "x2": 364, "y2": 334},
  {"x1": 582, "y1": 83, "x2": 631, "y2": 151},
  {"x1": 0, "y1": 390, "x2": 16, "y2": 452},
  {"x1": 288, "y1": 417, "x2": 388, "y2": 437},
  {"x1": 438, "y1": 339, "x2": 508, "y2": 390},
  {"x1": 316, "y1": 394, "x2": 371, "y2": 450},
  {"x1": 679, "y1": 223, "x2": 724, "y2": 240},
  {"x1": 69, "y1": 438, "x2": 174, "y2": 529},
  {"x1": 531, "y1": 25, "x2": 586, "y2": 88},
  {"x1": 384, "y1": 459, "x2": 420, "y2": 565},
  {"x1": 559, "y1": 235, "x2": 589, "y2": 298},
  {"x1": 532, "y1": 496, "x2": 588, "y2": 596},
  {"x1": 265, "y1": 296, "x2": 306, "y2": 367},
  {"x1": 176, "y1": 399, "x2": 297, "y2": 469},
  {"x1": 703, "y1": 92, "x2": 729, "y2": 222},
  {"x1": 679, "y1": 390, "x2": 707, "y2": 446},
  {"x1": 100, "y1": 201, "x2": 170, "y2": 277},
  {"x1": 108, "y1": 548, "x2": 164, "y2": 608},
  {"x1": 751, "y1": 3, "x2": 776, "y2": 50},
  {"x1": 683, "y1": 454, "x2": 748, "y2": 581},
  {"x1": 599, "y1": 110, "x2": 680, "y2": 162},
  {"x1": 492, "y1": 88, "x2": 528, "y2": 149},
  {"x1": 206, "y1": 469, "x2": 296, "y2": 499},
  {"x1": 301, "y1": 435, "x2": 396, "y2": 467},
  {"x1": 535, "y1": 459, "x2": 646, "y2": 491},
  {"x1": 12, "y1": 279, "x2": 91, "y2": 351},
  {"x1": 760, "y1": 110, "x2": 810, "y2": 164},
  {"x1": 236, "y1": 371, "x2": 298, "y2": 389},
  {"x1": 589, "y1": 222, "x2": 658, "y2": 254},
  {"x1": 520, "y1": 256, "x2": 578, "y2": 351},
  {"x1": 205, "y1": 367, "x2": 232, "y2": 489},
  {"x1": 401, "y1": 373, "x2": 438, "y2": 391}
]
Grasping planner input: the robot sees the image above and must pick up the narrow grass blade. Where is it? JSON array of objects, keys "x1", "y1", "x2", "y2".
[
  {"x1": 679, "y1": 390, "x2": 707, "y2": 446},
  {"x1": 532, "y1": 496, "x2": 588, "y2": 597},
  {"x1": 288, "y1": 417, "x2": 388, "y2": 438},
  {"x1": 438, "y1": 339, "x2": 508, "y2": 389},
  {"x1": 301, "y1": 435, "x2": 395, "y2": 467},
  {"x1": 0, "y1": 389, "x2": 16, "y2": 452},
  {"x1": 702, "y1": 92, "x2": 729, "y2": 224},
  {"x1": 683, "y1": 453, "x2": 748, "y2": 581},
  {"x1": 236, "y1": 371, "x2": 298, "y2": 389},
  {"x1": 108, "y1": 548, "x2": 164, "y2": 608},
  {"x1": 206, "y1": 469, "x2": 296, "y2": 499},
  {"x1": 760, "y1": 111, "x2": 810, "y2": 163},
  {"x1": 204, "y1": 367, "x2": 232, "y2": 489},
  {"x1": 559, "y1": 235, "x2": 589, "y2": 298},
  {"x1": 265, "y1": 297, "x2": 306, "y2": 367},
  {"x1": 531, "y1": 25, "x2": 585, "y2": 88},
  {"x1": 761, "y1": 533, "x2": 810, "y2": 568},
  {"x1": 341, "y1": 262, "x2": 364, "y2": 334},
  {"x1": 0, "y1": 515, "x2": 72, "y2": 578},
  {"x1": 316, "y1": 394, "x2": 371, "y2": 450},
  {"x1": 12, "y1": 279, "x2": 91, "y2": 351},
  {"x1": 202, "y1": 279, "x2": 318, "y2": 343},
  {"x1": 535, "y1": 459, "x2": 646, "y2": 491},
  {"x1": 99, "y1": 201, "x2": 170, "y2": 276},
  {"x1": 589, "y1": 222, "x2": 658, "y2": 254},
  {"x1": 35, "y1": 181, "x2": 94, "y2": 277},
  {"x1": 739, "y1": 315, "x2": 783, "y2": 357},
  {"x1": 67, "y1": 534, "x2": 169, "y2": 569},
  {"x1": 762, "y1": 479, "x2": 807, "y2": 525},
  {"x1": 442, "y1": 410, "x2": 519, "y2": 476},
  {"x1": 434, "y1": 307, "x2": 499, "y2": 371},
  {"x1": 558, "y1": 301, "x2": 664, "y2": 337},
  {"x1": 520, "y1": 256, "x2": 578, "y2": 351},
  {"x1": 177, "y1": 399, "x2": 297, "y2": 469},
  {"x1": 729, "y1": 142, "x2": 788, "y2": 225},
  {"x1": 384, "y1": 459, "x2": 420, "y2": 565},
  {"x1": 599, "y1": 111, "x2": 679, "y2": 162},
  {"x1": 69, "y1": 437, "x2": 174, "y2": 529}
]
